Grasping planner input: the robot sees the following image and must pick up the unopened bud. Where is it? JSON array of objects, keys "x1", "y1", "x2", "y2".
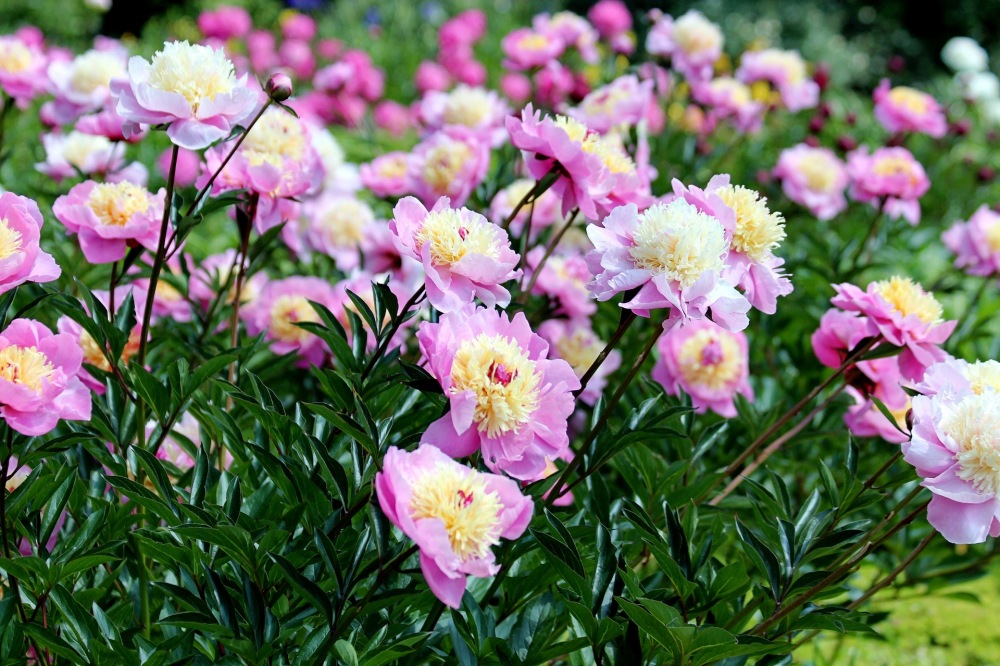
[
  {"x1": 836, "y1": 135, "x2": 857, "y2": 152},
  {"x1": 266, "y1": 72, "x2": 293, "y2": 102},
  {"x1": 978, "y1": 166, "x2": 996, "y2": 183}
]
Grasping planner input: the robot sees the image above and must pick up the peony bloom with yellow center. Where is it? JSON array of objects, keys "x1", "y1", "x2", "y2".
[
  {"x1": 736, "y1": 48, "x2": 820, "y2": 112},
  {"x1": 963, "y1": 361, "x2": 1000, "y2": 395},
  {"x1": 0, "y1": 35, "x2": 46, "y2": 101},
  {"x1": 376, "y1": 444, "x2": 533, "y2": 607},
  {"x1": 421, "y1": 85, "x2": 510, "y2": 147},
  {"x1": 111, "y1": 40, "x2": 258, "y2": 150},
  {"x1": 361, "y1": 151, "x2": 411, "y2": 198},
  {"x1": 0, "y1": 218, "x2": 22, "y2": 261},
  {"x1": 305, "y1": 195, "x2": 374, "y2": 271},
  {"x1": 0, "y1": 319, "x2": 91, "y2": 436},
  {"x1": 86, "y1": 182, "x2": 152, "y2": 228},
  {"x1": 538, "y1": 319, "x2": 621, "y2": 406},
  {"x1": 568, "y1": 75, "x2": 653, "y2": 134},
  {"x1": 418, "y1": 307, "x2": 579, "y2": 480},
  {"x1": 58, "y1": 298, "x2": 142, "y2": 396},
  {"x1": 874, "y1": 79, "x2": 948, "y2": 138},
  {"x1": 269, "y1": 295, "x2": 320, "y2": 345},
  {"x1": 391, "y1": 197, "x2": 520, "y2": 313},
  {"x1": 653, "y1": 319, "x2": 752, "y2": 417},
  {"x1": 715, "y1": 184, "x2": 786, "y2": 263},
  {"x1": 408, "y1": 128, "x2": 490, "y2": 207},
  {"x1": 36, "y1": 131, "x2": 125, "y2": 183},
  {"x1": 873, "y1": 276, "x2": 942, "y2": 324},
  {"x1": 774, "y1": 144, "x2": 851, "y2": 221},
  {"x1": 628, "y1": 200, "x2": 727, "y2": 288},
  {"x1": 846, "y1": 146, "x2": 929, "y2": 225},
  {"x1": 244, "y1": 276, "x2": 339, "y2": 368},
  {"x1": 646, "y1": 10, "x2": 724, "y2": 81}
]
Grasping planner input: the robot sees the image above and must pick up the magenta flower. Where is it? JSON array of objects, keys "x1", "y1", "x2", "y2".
[
  {"x1": 691, "y1": 77, "x2": 764, "y2": 133},
  {"x1": 111, "y1": 40, "x2": 259, "y2": 149},
  {"x1": 243, "y1": 276, "x2": 339, "y2": 368},
  {"x1": 361, "y1": 152, "x2": 412, "y2": 199},
  {"x1": 416, "y1": 307, "x2": 580, "y2": 480},
  {"x1": 390, "y1": 197, "x2": 520, "y2": 313},
  {"x1": 831, "y1": 277, "x2": 956, "y2": 380},
  {"x1": 406, "y1": 127, "x2": 490, "y2": 208},
  {"x1": 533, "y1": 12, "x2": 599, "y2": 63},
  {"x1": 0, "y1": 192, "x2": 60, "y2": 295},
  {"x1": 736, "y1": 49, "x2": 819, "y2": 112},
  {"x1": 537, "y1": 318, "x2": 620, "y2": 406},
  {"x1": 646, "y1": 10, "x2": 724, "y2": 82},
  {"x1": 525, "y1": 247, "x2": 595, "y2": 318},
  {"x1": 418, "y1": 85, "x2": 510, "y2": 147},
  {"x1": 586, "y1": 199, "x2": 751, "y2": 331},
  {"x1": 942, "y1": 205, "x2": 1000, "y2": 279},
  {"x1": 873, "y1": 79, "x2": 948, "y2": 138},
  {"x1": 773, "y1": 144, "x2": 849, "y2": 221},
  {"x1": 197, "y1": 6, "x2": 253, "y2": 39},
  {"x1": 903, "y1": 359, "x2": 1000, "y2": 543},
  {"x1": 375, "y1": 444, "x2": 533, "y2": 608},
  {"x1": 0, "y1": 319, "x2": 91, "y2": 436},
  {"x1": 652, "y1": 319, "x2": 753, "y2": 417},
  {"x1": 846, "y1": 146, "x2": 929, "y2": 225},
  {"x1": 588, "y1": 0, "x2": 632, "y2": 40},
  {"x1": 566, "y1": 75, "x2": 653, "y2": 133},
  {"x1": 811, "y1": 308, "x2": 870, "y2": 370},
  {"x1": 52, "y1": 180, "x2": 165, "y2": 263},
  {"x1": 0, "y1": 34, "x2": 48, "y2": 103},
  {"x1": 502, "y1": 28, "x2": 565, "y2": 71}
]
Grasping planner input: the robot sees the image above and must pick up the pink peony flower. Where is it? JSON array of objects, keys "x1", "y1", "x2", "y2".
[
  {"x1": 831, "y1": 277, "x2": 956, "y2": 380},
  {"x1": 373, "y1": 100, "x2": 412, "y2": 136},
  {"x1": 243, "y1": 276, "x2": 339, "y2": 368},
  {"x1": 304, "y1": 194, "x2": 375, "y2": 271},
  {"x1": 439, "y1": 10, "x2": 488, "y2": 50},
  {"x1": 197, "y1": 6, "x2": 253, "y2": 40},
  {"x1": 57, "y1": 289, "x2": 140, "y2": 394},
  {"x1": 278, "y1": 39, "x2": 316, "y2": 80},
  {"x1": 646, "y1": 11, "x2": 723, "y2": 82},
  {"x1": 902, "y1": 358, "x2": 1000, "y2": 543},
  {"x1": 418, "y1": 85, "x2": 510, "y2": 147},
  {"x1": 736, "y1": 49, "x2": 819, "y2": 112},
  {"x1": 390, "y1": 197, "x2": 520, "y2": 312},
  {"x1": 46, "y1": 46, "x2": 128, "y2": 124},
  {"x1": 533, "y1": 62, "x2": 575, "y2": 107},
  {"x1": 132, "y1": 262, "x2": 193, "y2": 325},
  {"x1": 846, "y1": 146, "x2": 930, "y2": 224},
  {"x1": 247, "y1": 30, "x2": 278, "y2": 73},
  {"x1": 52, "y1": 180, "x2": 165, "y2": 263},
  {"x1": 157, "y1": 147, "x2": 201, "y2": 188},
  {"x1": 773, "y1": 144, "x2": 849, "y2": 220},
  {"x1": 843, "y1": 356, "x2": 911, "y2": 444},
  {"x1": 111, "y1": 40, "x2": 259, "y2": 150},
  {"x1": 0, "y1": 192, "x2": 60, "y2": 295},
  {"x1": 500, "y1": 73, "x2": 532, "y2": 103},
  {"x1": 533, "y1": 12, "x2": 599, "y2": 64},
  {"x1": 0, "y1": 319, "x2": 92, "y2": 436},
  {"x1": 375, "y1": 444, "x2": 533, "y2": 608},
  {"x1": 566, "y1": 75, "x2": 653, "y2": 133},
  {"x1": 189, "y1": 250, "x2": 267, "y2": 310},
  {"x1": 942, "y1": 205, "x2": 1000, "y2": 279},
  {"x1": 416, "y1": 307, "x2": 580, "y2": 480},
  {"x1": 537, "y1": 318, "x2": 620, "y2": 406},
  {"x1": 0, "y1": 34, "x2": 48, "y2": 102},
  {"x1": 414, "y1": 60, "x2": 451, "y2": 94},
  {"x1": 406, "y1": 127, "x2": 491, "y2": 208},
  {"x1": 586, "y1": 198, "x2": 751, "y2": 331},
  {"x1": 35, "y1": 130, "x2": 126, "y2": 182},
  {"x1": 588, "y1": 0, "x2": 632, "y2": 40},
  {"x1": 525, "y1": 246, "x2": 595, "y2": 318},
  {"x1": 361, "y1": 152, "x2": 412, "y2": 198},
  {"x1": 652, "y1": 319, "x2": 752, "y2": 417},
  {"x1": 691, "y1": 77, "x2": 764, "y2": 133},
  {"x1": 360, "y1": 223, "x2": 424, "y2": 289},
  {"x1": 75, "y1": 103, "x2": 147, "y2": 143},
  {"x1": 811, "y1": 308, "x2": 871, "y2": 370},
  {"x1": 873, "y1": 79, "x2": 948, "y2": 138},
  {"x1": 281, "y1": 13, "x2": 317, "y2": 41},
  {"x1": 501, "y1": 28, "x2": 565, "y2": 71}
]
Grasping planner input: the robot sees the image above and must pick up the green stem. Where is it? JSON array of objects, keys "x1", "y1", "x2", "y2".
[
  {"x1": 517, "y1": 209, "x2": 577, "y2": 299},
  {"x1": 360, "y1": 286, "x2": 426, "y2": 381},
  {"x1": 574, "y1": 311, "x2": 637, "y2": 399}
]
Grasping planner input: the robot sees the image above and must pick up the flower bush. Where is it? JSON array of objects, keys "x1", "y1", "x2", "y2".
[{"x1": 0, "y1": 1, "x2": 998, "y2": 664}]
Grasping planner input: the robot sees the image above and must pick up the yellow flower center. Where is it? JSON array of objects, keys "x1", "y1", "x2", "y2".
[
  {"x1": 629, "y1": 200, "x2": 727, "y2": 288},
  {"x1": 963, "y1": 360, "x2": 1000, "y2": 395},
  {"x1": 0, "y1": 217, "x2": 23, "y2": 260},
  {"x1": 68, "y1": 50, "x2": 124, "y2": 94},
  {"x1": 673, "y1": 12, "x2": 723, "y2": 55},
  {"x1": 716, "y1": 184, "x2": 786, "y2": 263},
  {"x1": 0, "y1": 40, "x2": 33, "y2": 74},
  {"x1": 518, "y1": 32, "x2": 554, "y2": 53},
  {"x1": 0, "y1": 345, "x2": 55, "y2": 394},
  {"x1": 86, "y1": 182, "x2": 152, "y2": 227},
  {"x1": 377, "y1": 154, "x2": 408, "y2": 179},
  {"x1": 677, "y1": 328, "x2": 742, "y2": 390},
  {"x1": 942, "y1": 393, "x2": 1000, "y2": 497},
  {"x1": 710, "y1": 77, "x2": 753, "y2": 106},
  {"x1": 442, "y1": 85, "x2": 493, "y2": 128},
  {"x1": 579, "y1": 85, "x2": 633, "y2": 119},
  {"x1": 61, "y1": 132, "x2": 114, "y2": 170},
  {"x1": 888, "y1": 86, "x2": 931, "y2": 115},
  {"x1": 872, "y1": 155, "x2": 920, "y2": 183},
  {"x1": 450, "y1": 333, "x2": 541, "y2": 438},
  {"x1": 414, "y1": 209, "x2": 500, "y2": 266},
  {"x1": 873, "y1": 276, "x2": 943, "y2": 324},
  {"x1": 316, "y1": 199, "x2": 372, "y2": 249},
  {"x1": 243, "y1": 108, "x2": 307, "y2": 165},
  {"x1": 269, "y1": 295, "x2": 320, "y2": 343},
  {"x1": 755, "y1": 50, "x2": 807, "y2": 85},
  {"x1": 984, "y1": 219, "x2": 1000, "y2": 254},
  {"x1": 554, "y1": 115, "x2": 589, "y2": 143},
  {"x1": 582, "y1": 131, "x2": 635, "y2": 175},
  {"x1": 147, "y1": 41, "x2": 236, "y2": 113},
  {"x1": 80, "y1": 328, "x2": 139, "y2": 372},
  {"x1": 409, "y1": 462, "x2": 502, "y2": 561},
  {"x1": 553, "y1": 329, "x2": 603, "y2": 376},
  {"x1": 420, "y1": 141, "x2": 474, "y2": 196},
  {"x1": 796, "y1": 151, "x2": 840, "y2": 192}
]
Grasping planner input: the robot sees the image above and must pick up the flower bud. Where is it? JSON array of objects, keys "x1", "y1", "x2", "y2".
[{"x1": 266, "y1": 72, "x2": 293, "y2": 102}]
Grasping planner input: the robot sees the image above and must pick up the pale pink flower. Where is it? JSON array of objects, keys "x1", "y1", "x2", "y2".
[
  {"x1": 157, "y1": 147, "x2": 201, "y2": 188},
  {"x1": 846, "y1": 146, "x2": 930, "y2": 224},
  {"x1": 566, "y1": 75, "x2": 653, "y2": 133},
  {"x1": 75, "y1": 103, "x2": 147, "y2": 143},
  {"x1": 500, "y1": 73, "x2": 532, "y2": 103},
  {"x1": 587, "y1": 198, "x2": 750, "y2": 331},
  {"x1": 418, "y1": 85, "x2": 510, "y2": 147},
  {"x1": 406, "y1": 127, "x2": 491, "y2": 208},
  {"x1": 414, "y1": 61, "x2": 451, "y2": 94},
  {"x1": 111, "y1": 40, "x2": 259, "y2": 149},
  {"x1": 360, "y1": 223, "x2": 424, "y2": 289},
  {"x1": 525, "y1": 246, "x2": 595, "y2": 318},
  {"x1": 652, "y1": 319, "x2": 752, "y2": 417},
  {"x1": 52, "y1": 180, "x2": 165, "y2": 263},
  {"x1": 416, "y1": 307, "x2": 580, "y2": 480},
  {"x1": 36, "y1": 130, "x2": 126, "y2": 182},
  {"x1": 873, "y1": 79, "x2": 947, "y2": 138},
  {"x1": 189, "y1": 250, "x2": 267, "y2": 310},
  {"x1": 390, "y1": 197, "x2": 520, "y2": 312},
  {"x1": 439, "y1": 10, "x2": 487, "y2": 50},
  {"x1": 361, "y1": 152, "x2": 412, "y2": 198},
  {"x1": 0, "y1": 319, "x2": 92, "y2": 436},
  {"x1": 831, "y1": 277, "x2": 956, "y2": 380},
  {"x1": 0, "y1": 193, "x2": 60, "y2": 295},
  {"x1": 942, "y1": 205, "x2": 1000, "y2": 279},
  {"x1": 304, "y1": 194, "x2": 375, "y2": 271},
  {"x1": 691, "y1": 77, "x2": 764, "y2": 133},
  {"x1": 132, "y1": 262, "x2": 193, "y2": 325},
  {"x1": 646, "y1": 11, "x2": 723, "y2": 82},
  {"x1": 737, "y1": 49, "x2": 819, "y2": 112},
  {"x1": 243, "y1": 276, "x2": 339, "y2": 368},
  {"x1": 537, "y1": 318, "x2": 620, "y2": 406},
  {"x1": 0, "y1": 34, "x2": 48, "y2": 102},
  {"x1": 773, "y1": 144, "x2": 849, "y2": 220},
  {"x1": 502, "y1": 28, "x2": 565, "y2": 71},
  {"x1": 375, "y1": 444, "x2": 533, "y2": 608},
  {"x1": 373, "y1": 100, "x2": 412, "y2": 136},
  {"x1": 533, "y1": 12, "x2": 599, "y2": 63},
  {"x1": 46, "y1": 46, "x2": 128, "y2": 124}
]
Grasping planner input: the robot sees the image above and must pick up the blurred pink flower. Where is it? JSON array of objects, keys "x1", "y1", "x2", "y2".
[
  {"x1": 502, "y1": 28, "x2": 565, "y2": 71},
  {"x1": 46, "y1": 46, "x2": 128, "y2": 124},
  {"x1": 737, "y1": 49, "x2": 819, "y2": 112},
  {"x1": 304, "y1": 194, "x2": 375, "y2": 270},
  {"x1": 489, "y1": 178, "x2": 562, "y2": 238},
  {"x1": 588, "y1": 0, "x2": 632, "y2": 40},
  {"x1": 652, "y1": 319, "x2": 753, "y2": 417},
  {"x1": 846, "y1": 146, "x2": 929, "y2": 224},
  {"x1": 281, "y1": 13, "x2": 317, "y2": 41},
  {"x1": 533, "y1": 12, "x2": 599, "y2": 63},
  {"x1": 567, "y1": 75, "x2": 653, "y2": 133},
  {"x1": 0, "y1": 192, "x2": 60, "y2": 295},
  {"x1": 189, "y1": 250, "x2": 267, "y2": 310},
  {"x1": 942, "y1": 205, "x2": 1000, "y2": 279},
  {"x1": 244, "y1": 276, "x2": 339, "y2": 368},
  {"x1": 691, "y1": 77, "x2": 764, "y2": 133},
  {"x1": 418, "y1": 85, "x2": 510, "y2": 147},
  {"x1": 406, "y1": 127, "x2": 490, "y2": 207},
  {"x1": 157, "y1": 147, "x2": 201, "y2": 188},
  {"x1": 873, "y1": 79, "x2": 947, "y2": 138},
  {"x1": 773, "y1": 144, "x2": 849, "y2": 220},
  {"x1": 197, "y1": 6, "x2": 252, "y2": 40},
  {"x1": 414, "y1": 60, "x2": 451, "y2": 94},
  {"x1": 439, "y1": 10, "x2": 487, "y2": 50},
  {"x1": 361, "y1": 152, "x2": 412, "y2": 198},
  {"x1": 0, "y1": 34, "x2": 48, "y2": 102},
  {"x1": 375, "y1": 444, "x2": 533, "y2": 608},
  {"x1": 373, "y1": 100, "x2": 412, "y2": 136},
  {"x1": 416, "y1": 306, "x2": 580, "y2": 479},
  {"x1": 36, "y1": 130, "x2": 126, "y2": 182},
  {"x1": 646, "y1": 11, "x2": 723, "y2": 82},
  {"x1": 0, "y1": 319, "x2": 91, "y2": 436},
  {"x1": 538, "y1": 318, "x2": 620, "y2": 406},
  {"x1": 525, "y1": 246, "x2": 595, "y2": 318},
  {"x1": 500, "y1": 73, "x2": 532, "y2": 103}
]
